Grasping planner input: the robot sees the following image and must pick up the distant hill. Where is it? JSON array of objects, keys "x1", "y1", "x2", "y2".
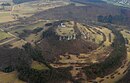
[{"x1": 12, "y1": 0, "x2": 36, "y2": 4}]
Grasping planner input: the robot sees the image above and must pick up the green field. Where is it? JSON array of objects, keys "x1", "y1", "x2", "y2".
[
  {"x1": 10, "y1": 21, "x2": 45, "y2": 34},
  {"x1": 0, "y1": 12, "x2": 14, "y2": 23},
  {"x1": 31, "y1": 61, "x2": 49, "y2": 70},
  {"x1": 0, "y1": 31, "x2": 12, "y2": 40},
  {"x1": 0, "y1": 71, "x2": 25, "y2": 83}
]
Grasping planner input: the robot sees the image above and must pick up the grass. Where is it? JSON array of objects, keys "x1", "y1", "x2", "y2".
[
  {"x1": 121, "y1": 29, "x2": 130, "y2": 44},
  {"x1": 0, "y1": 31, "x2": 12, "y2": 40},
  {"x1": 10, "y1": 21, "x2": 45, "y2": 34},
  {"x1": 0, "y1": 71, "x2": 25, "y2": 83},
  {"x1": 11, "y1": 40, "x2": 26, "y2": 48},
  {"x1": 95, "y1": 34, "x2": 103, "y2": 44},
  {"x1": 56, "y1": 27, "x2": 75, "y2": 36},
  {"x1": 12, "y1": 0, "x2": 69, "y2": 18},
  {"x1": 25, "y1": 33, "x2": 41, "y2": 43},
  {"x1": 121, "y1": 29, "x2": 130, "y2": 52},
  {"x1": 31, "y1": 61, "x2": 49, "y2": 70},
  {"x1": 85, "y1": 28, "x2": 104, "y2": 44},
  {"x1": 77, "y1": 23, "x2": 104, "y2": 44},
  {"x1": 0, "y1": 12, "x2": 14, "y2": 23},
  {"x1": 0, "y1": 0, "x2": 69, "y2": 23},
  {"x1": 96, "y1": 27, "x2": 115, "y2": 46}
]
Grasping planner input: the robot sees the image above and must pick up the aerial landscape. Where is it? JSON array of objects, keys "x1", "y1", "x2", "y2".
[{"x1": 0, "y1": 0, "x2": 130, "y2": 83}]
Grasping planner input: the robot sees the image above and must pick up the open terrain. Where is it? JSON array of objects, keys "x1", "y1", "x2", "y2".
[
  {"x1": 0, "y1": 0, "x2": 70, "y2": 23},
  {"x1": 0, "y1": 0, "x2": 130, "y2": 83}
]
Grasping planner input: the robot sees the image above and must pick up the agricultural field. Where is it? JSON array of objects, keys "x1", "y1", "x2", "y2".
[
  {"x1": 96, "y1": 27, "x2": 115, "y2": 46},
  {"x1": 12, "y1": 0, "x2": 69, "y2": 17},
  {"x1": 121, "y1": 29, "x2": 130, "y2": 44},
  {"x1": 0, "y1": 0, "x2": 70, "y2": 23},
  {"x1": 0, "y1": 71, "x2": 25, "y2": 83},
  {"x1": 121, "y1": 29, "x2": 130, "y2": 52},
  {"x1": 10, "y1": 39, "x2": 26, "y2": 48},
  {"x1": 0, "y1": 12, "x2": 15, "y2": 23},
  {"x1": 77, "y1": 23, "x2": 106, "y2": 45},
  {"x1": 86, "y1": 27, "x2": 104, "y2": 44},
  {"x1": 0, "y1": 30, "x2": 12, "y2": 40},
  {"x1": 0, "y1": 20, "x2": 53, "y2": 48},
  {"x1": 8, "y1": 21, "x2": 48, "y2": 47},
  {"x1": 10, "y1": 21, "x2": 46, "y2": 34},
  {"x1": 25, "y1": 33, "x2": 41, "y2": 43}
]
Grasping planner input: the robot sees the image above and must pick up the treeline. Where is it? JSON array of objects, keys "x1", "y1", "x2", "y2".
[
  {"x1": 97, "y1": 15, "x2": 128, "y2": 25},
  {"x1": 83, "y1": 25, "x2": 127, "y2": 79},
  {"x1": 13, "y1": 0, "x2": 36, "y2": 4}
]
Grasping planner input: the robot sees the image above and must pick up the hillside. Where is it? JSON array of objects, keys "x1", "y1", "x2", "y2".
[{"x1": 38, "y1": 21, "x2": 98, "y2": 61}]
